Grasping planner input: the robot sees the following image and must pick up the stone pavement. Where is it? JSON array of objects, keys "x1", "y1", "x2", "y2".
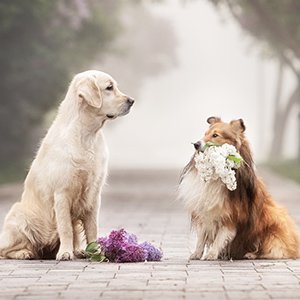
[{"x1": 0, "y1": 168, "x2": 300, "y2": 299}]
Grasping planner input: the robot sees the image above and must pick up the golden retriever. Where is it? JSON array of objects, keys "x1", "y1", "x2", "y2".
[
  {"x1": 179, "y1": 117, "x2": 300, "y2": 260},
  {"x1": 0, "y1": 70, "x2": 134, "y2": 260}
]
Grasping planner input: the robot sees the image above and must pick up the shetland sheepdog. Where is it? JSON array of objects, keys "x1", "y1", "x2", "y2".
[{"x1": 179, "y1": 116, "x2": 300, "y2": 260}]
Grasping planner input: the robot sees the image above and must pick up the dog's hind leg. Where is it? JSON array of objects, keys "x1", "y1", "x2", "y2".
[
  {"x1": 244, "y1": 252, "x2": 257, "y2": 259},
  {"x1": 6, "y1": 249, "x2": 34, "y2": 260},
  {"x1": 0, "y1": 229, "x2": 34, "y2": 259},
  {"x1": 259, "y1": 237, "x2": 289, "y2": 259}
]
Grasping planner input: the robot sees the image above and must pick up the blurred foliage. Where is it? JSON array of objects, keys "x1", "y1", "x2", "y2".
[
  {"x1": 0, "y1": 0, "x2": 121, "y2": 175},
  {"x1": 208, "y1": 0, "x2": 300, "y2": 159},
  {"x1": 266, "y1": 159, "x2": 300, "y2": 184},
  {"x1": 209, "y1": 0, "x2": 300, "y2": 63},
  {"x1": 98, "y1": 2, "x2": 177, "y2": 95},
  {"x1": 0, "y1": 0, "x2": 177, "y2": 183},
  {"x1": 0, "y1": 162, "x2": 25, "y2": 185}
]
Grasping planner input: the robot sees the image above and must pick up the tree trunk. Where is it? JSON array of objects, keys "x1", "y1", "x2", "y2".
[
  {"x1": 270, "y1": 60, "x2": 284, "y2": 159},
  {"x1": 270, "y1": 83, "x2": 300, "y2": 159}
]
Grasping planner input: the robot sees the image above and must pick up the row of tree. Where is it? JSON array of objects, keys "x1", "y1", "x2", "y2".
[
  {"x1": 209, "y1": 0, "x2": 300, "y2": 159},
  {"x1": 0, "y1": 0, "x2": 177, "y2": 181},
  {"x1": 2, "y1": 0, "x2": 298, "y2": 181},
  {"x1": 0, "y1": 0, "x2": 123, "y2": 176}
]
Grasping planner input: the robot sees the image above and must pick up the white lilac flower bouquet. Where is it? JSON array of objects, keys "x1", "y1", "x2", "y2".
[
  {"x1": 194, "y1": 142, "x2": 244, "y2": 191},
  {"x1": 84, "y1": 228, "x2": 163, "y2": 263}
]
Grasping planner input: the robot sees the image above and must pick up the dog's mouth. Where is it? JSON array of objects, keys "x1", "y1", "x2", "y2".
[
  {"x1": 106, "y1": 103, "x2": 133, "y2": 120},
  {"x1": 106, "y1": 114, "x2": 117, "y2": 119},
  {"x1": 106, "y1": 111, "x2": 127, "y2": 119}
]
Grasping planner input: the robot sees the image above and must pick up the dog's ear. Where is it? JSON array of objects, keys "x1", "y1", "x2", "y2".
[
  {"x1": 207, "y1": 116, "x2": 221, "y2": 125},
  {"x1": 230, "y1": 119, "x2": 246, "y2": 133},
  {"x1": 77, "y1": 76, "x2": 102, "y2": 108}
]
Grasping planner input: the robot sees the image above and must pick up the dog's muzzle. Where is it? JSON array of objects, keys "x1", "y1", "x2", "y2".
[
  {"x1": 193, "y1": 140, "x2": 204, "y2": 152},
  {"x1": 127, "y1": 97, "x2": 135, "y2": 107}
]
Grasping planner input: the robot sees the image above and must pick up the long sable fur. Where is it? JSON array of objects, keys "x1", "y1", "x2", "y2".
[{"x1": 180, "y1": 119, "x2": 300, "y2": 260}]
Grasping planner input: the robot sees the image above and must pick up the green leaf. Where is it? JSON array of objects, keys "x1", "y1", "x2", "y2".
[
  {"x1": 227, "y1": 155, "x2": 243, "y2": 164},
  {"x1": 84, "y1": 241, "x2": 109, "y2": 263},
  {"x1": 85, "y1": 241, "x2": 99, "y2": 254},
  {"x1": 90, "y1": 253, "x2": 108, "y2": 262},
  {"x1": 203, "y1": 141, "x2": 220, "y2": 150}
]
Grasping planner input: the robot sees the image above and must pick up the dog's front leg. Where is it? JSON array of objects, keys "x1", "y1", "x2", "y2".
[
  {"x1": 73, "y1": 220, "x2": 87, "y2": 258},
  {"x1": 190, "y1": 226, "x2": 207, "y2": 260},
  {"x1": 83, "y1": 196, "x2": 100, "y2": 244},
  {"x1": 202, "y1": 226, "x2": 236, "y2": 260},
  {"x1": 54, "y1": 193, "x2": 74, "y2": 260}
]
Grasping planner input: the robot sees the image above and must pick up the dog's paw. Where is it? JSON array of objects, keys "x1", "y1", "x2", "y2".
[
  {"x1": 73, "y1": 249, "x2": 87, "y2": 259},
  {"x1": 56, "y1": 251, "x2": 73, "y2": 261},
  {"x1": 202, "y1": 251, "x2": 218, "y2": 261},
  {"x1": 15, "y1": 250, "x2": 34, "y2": 260},
  {"x1": 244, "y1": 252, "x2": 257, "y2": 260},
  {"x1": 190, "y1": 251, "x2": 203, "y2": 260}
]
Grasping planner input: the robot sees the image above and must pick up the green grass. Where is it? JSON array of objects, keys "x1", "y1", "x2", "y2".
[{"x1": 266, "y1": 159, "x2": 300, "y2": 184}]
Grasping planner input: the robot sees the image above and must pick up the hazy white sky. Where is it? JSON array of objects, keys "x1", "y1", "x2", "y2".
[{"x1": 104, "y1": 0, "x2": 297, "y2": 169}]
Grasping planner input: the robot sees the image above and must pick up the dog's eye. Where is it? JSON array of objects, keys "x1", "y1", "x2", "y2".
[
  {"x1": 212, "y1": 133, "x2": 219, "y2": 138},
  {"x1": 106, "y1": 84, "x2": 113, "y2": 91}
]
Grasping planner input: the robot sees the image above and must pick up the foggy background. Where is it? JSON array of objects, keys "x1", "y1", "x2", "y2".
[
  {"x1": 102, "y1": 0, "x2": 299, "y2": 169},
  {"x1": 1, "y1": 0, "x2": 300, "y2": 181}
]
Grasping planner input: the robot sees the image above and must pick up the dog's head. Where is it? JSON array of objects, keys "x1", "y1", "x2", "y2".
[
  {"x1": 73, "y1": 70, "x2": 134, "y2": 120},
  {"x1": 194, "y1": 117, "x2": 246, "y2": 152}
]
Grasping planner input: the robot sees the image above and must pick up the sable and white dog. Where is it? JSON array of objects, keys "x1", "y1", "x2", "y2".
[
  {"x1": 0, "y1": 70, "x2": 134, "y2": 260},
  {"x1": 179, "y1": 117, "x2": 300, "y2": 260}
]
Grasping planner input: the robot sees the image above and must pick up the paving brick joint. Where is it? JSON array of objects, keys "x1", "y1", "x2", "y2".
[{"x1": 0, "y1": 168, "x2": 300, "y2": 299}]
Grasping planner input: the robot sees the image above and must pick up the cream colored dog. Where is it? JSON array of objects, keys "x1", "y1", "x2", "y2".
[{"x1": 0, "y1": 70, "x2": 134, "y2": 260}]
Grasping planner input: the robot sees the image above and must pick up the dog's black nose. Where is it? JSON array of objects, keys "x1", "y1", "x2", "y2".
[
  {"x1": 193, "y1": 141, "x2": 202, "y2": 151},
  {"x1": 127, "y1": 97, "x2": 135, "y2": 106}
]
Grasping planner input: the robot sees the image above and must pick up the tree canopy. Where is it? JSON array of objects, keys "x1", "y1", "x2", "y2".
[
  {"x1": 209, "y1": 0, "x2": 300, "y2": 158},
  {"x1": 0, "y1": 0, "x2": 122, "y2": 177},
  {"x1": 0, "y1": 0, "x2": 178, "y2": 183}
]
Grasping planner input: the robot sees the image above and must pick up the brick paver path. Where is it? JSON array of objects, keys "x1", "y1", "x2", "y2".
[{"x1": 0, "y1": 168, "x2": 300, "y2": 299}]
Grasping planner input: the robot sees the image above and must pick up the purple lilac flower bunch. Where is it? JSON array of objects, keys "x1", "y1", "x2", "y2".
[
  {"x1": 96, "y1": 228, "x2": 163, "y2": 263},
  {"x1": 140, "y1": 241, "x2": 163, "y2": 261}
]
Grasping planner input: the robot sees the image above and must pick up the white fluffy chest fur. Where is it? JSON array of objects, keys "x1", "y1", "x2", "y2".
[
  {"x1": 179, "y1": 168, "x2": 228, "y2": 233},
  {"x1": 22, "y1": 124, "x2": 109, "y2": 219}
]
